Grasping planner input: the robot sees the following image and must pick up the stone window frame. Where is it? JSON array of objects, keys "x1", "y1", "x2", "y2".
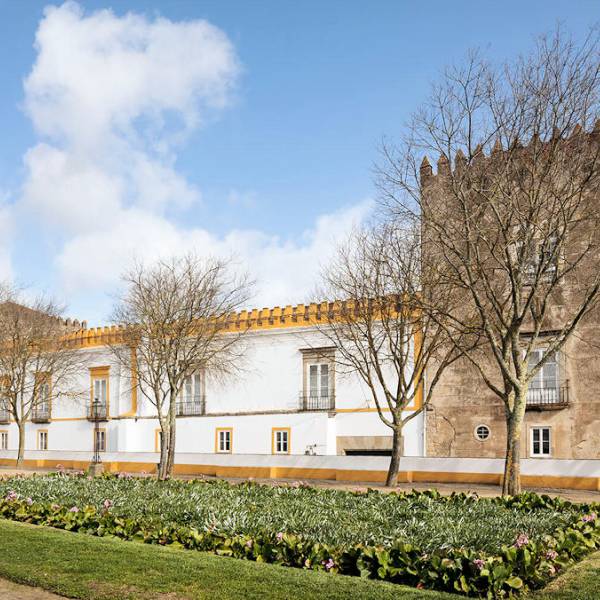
[
  {"x1": 474, "y1": 424, "x2": 491, "y2": 442},
  {"x1": 299, "y1": 347, "x2": 336, "y2": 403}
]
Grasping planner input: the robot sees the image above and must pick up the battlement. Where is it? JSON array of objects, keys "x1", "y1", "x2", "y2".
[
  {"x1": 419, "y1": 120, "x2": 600, "y2": 185},
  {"x1": 63, "y1": 300, "x2": 353, "y2": 348}
]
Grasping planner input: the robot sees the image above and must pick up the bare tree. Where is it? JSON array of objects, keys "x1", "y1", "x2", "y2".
[
  {"x1": 0, "y1": 287, "x2": 86, "y2": 466},
  {"x1": 377, "y1": 29, "x2": 600, "y2": 494},
  {"x1": 109, "y1": 254, "x2": 252, "y2": 480},
  {"x1": 318, "y1": 221, "x2": 466, "y2": 486}
]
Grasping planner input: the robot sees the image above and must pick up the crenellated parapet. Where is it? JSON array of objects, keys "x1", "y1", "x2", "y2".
[
  {"x1": 419, "y1": 120, "x2": 600, "y2": 187},
  {"x1": 60, "y1": 299, "x2": 391, "y2": 348}
]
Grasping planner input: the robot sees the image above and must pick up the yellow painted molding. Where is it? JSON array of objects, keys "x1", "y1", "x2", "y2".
[
  {"x1": 61, "y1": 300, "x2": 423, "y2": 348},
  {"x1": 0, "y1": 457, "x2": 597, "y2": 491}
]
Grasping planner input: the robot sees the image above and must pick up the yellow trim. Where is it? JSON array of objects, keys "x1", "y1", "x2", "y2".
[
  {"x1": 37, "y1": 429, "x2": 49, "y2": 451},
  {"x1": 154, "y1": 428, "x2": 162, "y2": 453},
  {"x1": 0, "y1": 457, "x2": 597, "y2": 491},
  {"x1": 215, "y1": 427, "x2": 233, "y2": 453},
  {"x1": 271, "y1": 427, "x2": 291, "y2": 455},
  {"x1": 89, "y1": 366, "x2": 110, "y2": 418},
  {"x1": 93, "y1": 428, "x2": 107, "y2": 453},
  {"x1": 61, "y1": 300, "x2": 423, "y2": 348}
]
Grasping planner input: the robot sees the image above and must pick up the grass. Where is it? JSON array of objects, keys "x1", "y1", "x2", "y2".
[
  {"x1": 0, "y1": 519, "x2": 454, "y2": 600},
  {"x1": 0, "y1": 475, "x2": 578, "y2": 551},
  {"x1": 0, "y1": 519, "x2": 598, "y2": 599}
]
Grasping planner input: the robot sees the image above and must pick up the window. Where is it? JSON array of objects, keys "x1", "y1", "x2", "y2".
[
  {"x1": 177, "y1": 371, "x2": 205, "y2": 416},
  {"x1": 155, "y1": 429, "x2": 163, "y2": 453},
  {"x1": 515, "y1": 234, "x2": 558, "y2": 284},
  {"x1": 0, "y1": 431, "x2": 7, "y2": 450},
  {"x1": 474, "y1": 424, "x2": 490, "y2": 441},
  {"x1": 38, "y1": 430, "x2": 48, "y2": 451},
  {"x1": 33, "y1": 374, "x2": 51, "y2": 421},
  {"x1": 94, "y1": 429, "x2": 106, "y2": 453},
  {"x1": 216, "y1": 428, "x2": 232, "y2": 453},
  {"x1": 527, "y1": 349, "x2": 559, "y2": 405},
  {"x1": 272, "y1": 428, "x2": 290, "y2": 454},
  {"x1": 309, "y1": 363, "x2": 330, "y2": 399},
  {"x1": 93, "y1": 378, "x2": 108, "y2": 404},
  {"x1": 300, "y1": 348, "x2": 335, "y2": 410},
  {"x1": 89, "y1": 367, "x2": 110, "y2": 419},
  {"x1": 531, "y1": 427, "x2": 551, "y2": 457}
]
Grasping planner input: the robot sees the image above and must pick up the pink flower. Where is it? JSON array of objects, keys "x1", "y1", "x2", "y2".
[
  {"x1": 276, "y1": 532, "x2": 284, "y2": 541},
  {"x1": 5, "y1": 491, "x2": 18, "y2": 502},
  {"x1": 69, "y1": 506, "x2": 79, "y2": 513},
  {"x1": 546, "y1": 549, "x2": 558, "y2": 561},
  {"x1": 473, "y1": 558, "x2": 485, "y2": 570},
  {"x1": 25, "y1": 497, "x2": 33, "y2": 506},
  {"x1": 102, "y1": 499, "x2": 113, "y2": 510},
  {"x1": 514, "y1": 533, "x2": 529, "y2": 548},
  {"x1": 245, "y1": 539, "x2": 253, "y2": 549},
  {"x1": 323, "y1": 558, "x2": 335, "y2": 571},
  {"x1": 582, "y1": 513, "x2": 597, "y2": 523}
]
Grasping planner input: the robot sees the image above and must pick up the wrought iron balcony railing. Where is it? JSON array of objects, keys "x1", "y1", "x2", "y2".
[
  {"x1": 86, "y1": 403, "x2": 109, "y2": 421},
  {"x1": 32, "y1": 407, "x2": 51, "y2": 423},
  {"x1": 175, "y1": 399, "x2": 206, "y2": 417},
  {"x1": 299, "y1": 393, "x2": 335, "y2": 411},
  {"x1": 526, "y1": 382, "x2": 569, "y2": 409}
]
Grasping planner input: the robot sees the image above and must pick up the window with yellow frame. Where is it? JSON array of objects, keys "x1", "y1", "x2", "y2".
[
  {"x1": 215, "y1": 428, "x2": 233, "y2": 453},
  {"x1": 37, "y1": 429, "x2": 48, "y2": 451},
  {"x1": 94, "y1": 428, "x2": 106, "y2": 453},
  {"x1": 272, "y1": 427, "x2": 291, "y2": 455},
  {"x1": 154, "y1": 428, "x2": 163, "y2": 453}
]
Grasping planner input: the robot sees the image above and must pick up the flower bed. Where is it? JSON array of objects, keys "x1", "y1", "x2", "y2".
[{"x1": 0, "y1": 474, "x2": 598, "y2": 598}]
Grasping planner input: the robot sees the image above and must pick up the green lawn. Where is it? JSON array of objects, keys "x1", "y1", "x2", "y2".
[
  {"x1": 0, "y1": 519, "x2": 453, "y2": 600},
  {"x1": 0, "y1": 519, "x2": 598, "y2": 600}
]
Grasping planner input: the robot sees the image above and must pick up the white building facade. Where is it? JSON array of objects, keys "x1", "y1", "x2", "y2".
[{"x1": 0, "y1": 304, "x2": 424, "y2": 466}]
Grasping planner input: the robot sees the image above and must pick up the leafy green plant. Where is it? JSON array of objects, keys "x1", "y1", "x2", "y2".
[{"x1": 0, "y1": 474, "x2": 598, "y2": 598}]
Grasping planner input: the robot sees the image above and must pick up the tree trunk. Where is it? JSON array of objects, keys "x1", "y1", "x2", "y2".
[
  {"x1": 502, "y1": 389, "x2": 527, "y2": 496},
  {"x1": 385, "y1": 426, "x2": 403, "y2": 487},
  {"x1": 157, "y1": 420, "x2": 169, "y2": 480},
  {"x1": 16, "y1": 421, "x2": 25, "y2": 468},
  {"x1": 164, "y1": 397, "x2": 177, "y2": 478}
]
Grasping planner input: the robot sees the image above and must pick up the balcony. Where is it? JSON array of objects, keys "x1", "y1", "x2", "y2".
[
  {"x1": 86, "y1": 403, "x2": 108, "y2": 421},
  {"x1": 0, "y1": 408, "x2": 9, "y2": 424},
  {"x1": 526, "y1": 382, "x2": 569, "y2": 410},
  {"x1": 32, "y1": 407, "x2": 51, "y2": 423},
  {"x1": 175, "y1": 399, "x2": 206, "y2": 417},
  {"x1": 299, "y1": 393, "x2": 335, "y2": 411}
]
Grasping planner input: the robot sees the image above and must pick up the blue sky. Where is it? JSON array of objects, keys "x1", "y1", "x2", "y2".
[{"x1": 0, "y1": 1, "x2": 598, "y2": 324}]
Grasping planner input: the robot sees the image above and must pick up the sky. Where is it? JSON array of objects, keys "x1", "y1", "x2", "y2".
[{"x1": 0, "y1": 1, "x2": 598, "y2": 325}]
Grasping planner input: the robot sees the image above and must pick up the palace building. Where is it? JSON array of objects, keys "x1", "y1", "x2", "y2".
[{"x1": 0, "y1": 304, "x2": 424, "y2": 470}]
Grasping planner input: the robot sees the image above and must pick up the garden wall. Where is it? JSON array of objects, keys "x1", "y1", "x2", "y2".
[{"x1": 1, "y1": 451, "x2": 599, "y2": 491}]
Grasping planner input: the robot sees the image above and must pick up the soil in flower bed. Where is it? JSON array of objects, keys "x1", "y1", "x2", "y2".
[{"x1": 0, "y1": 474, "x2": 579, "y2": 553}]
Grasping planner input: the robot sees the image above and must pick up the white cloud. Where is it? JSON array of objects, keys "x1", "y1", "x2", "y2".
[
  {"x1": 57, "y1": 199, "x2": 374, "y2": 307},
  {"x1": 15, "y1": 2, "x2": 373, "y2": 321},
  {"x1": 20, "y1": 1, "x2": 236, "y2": 231}
]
